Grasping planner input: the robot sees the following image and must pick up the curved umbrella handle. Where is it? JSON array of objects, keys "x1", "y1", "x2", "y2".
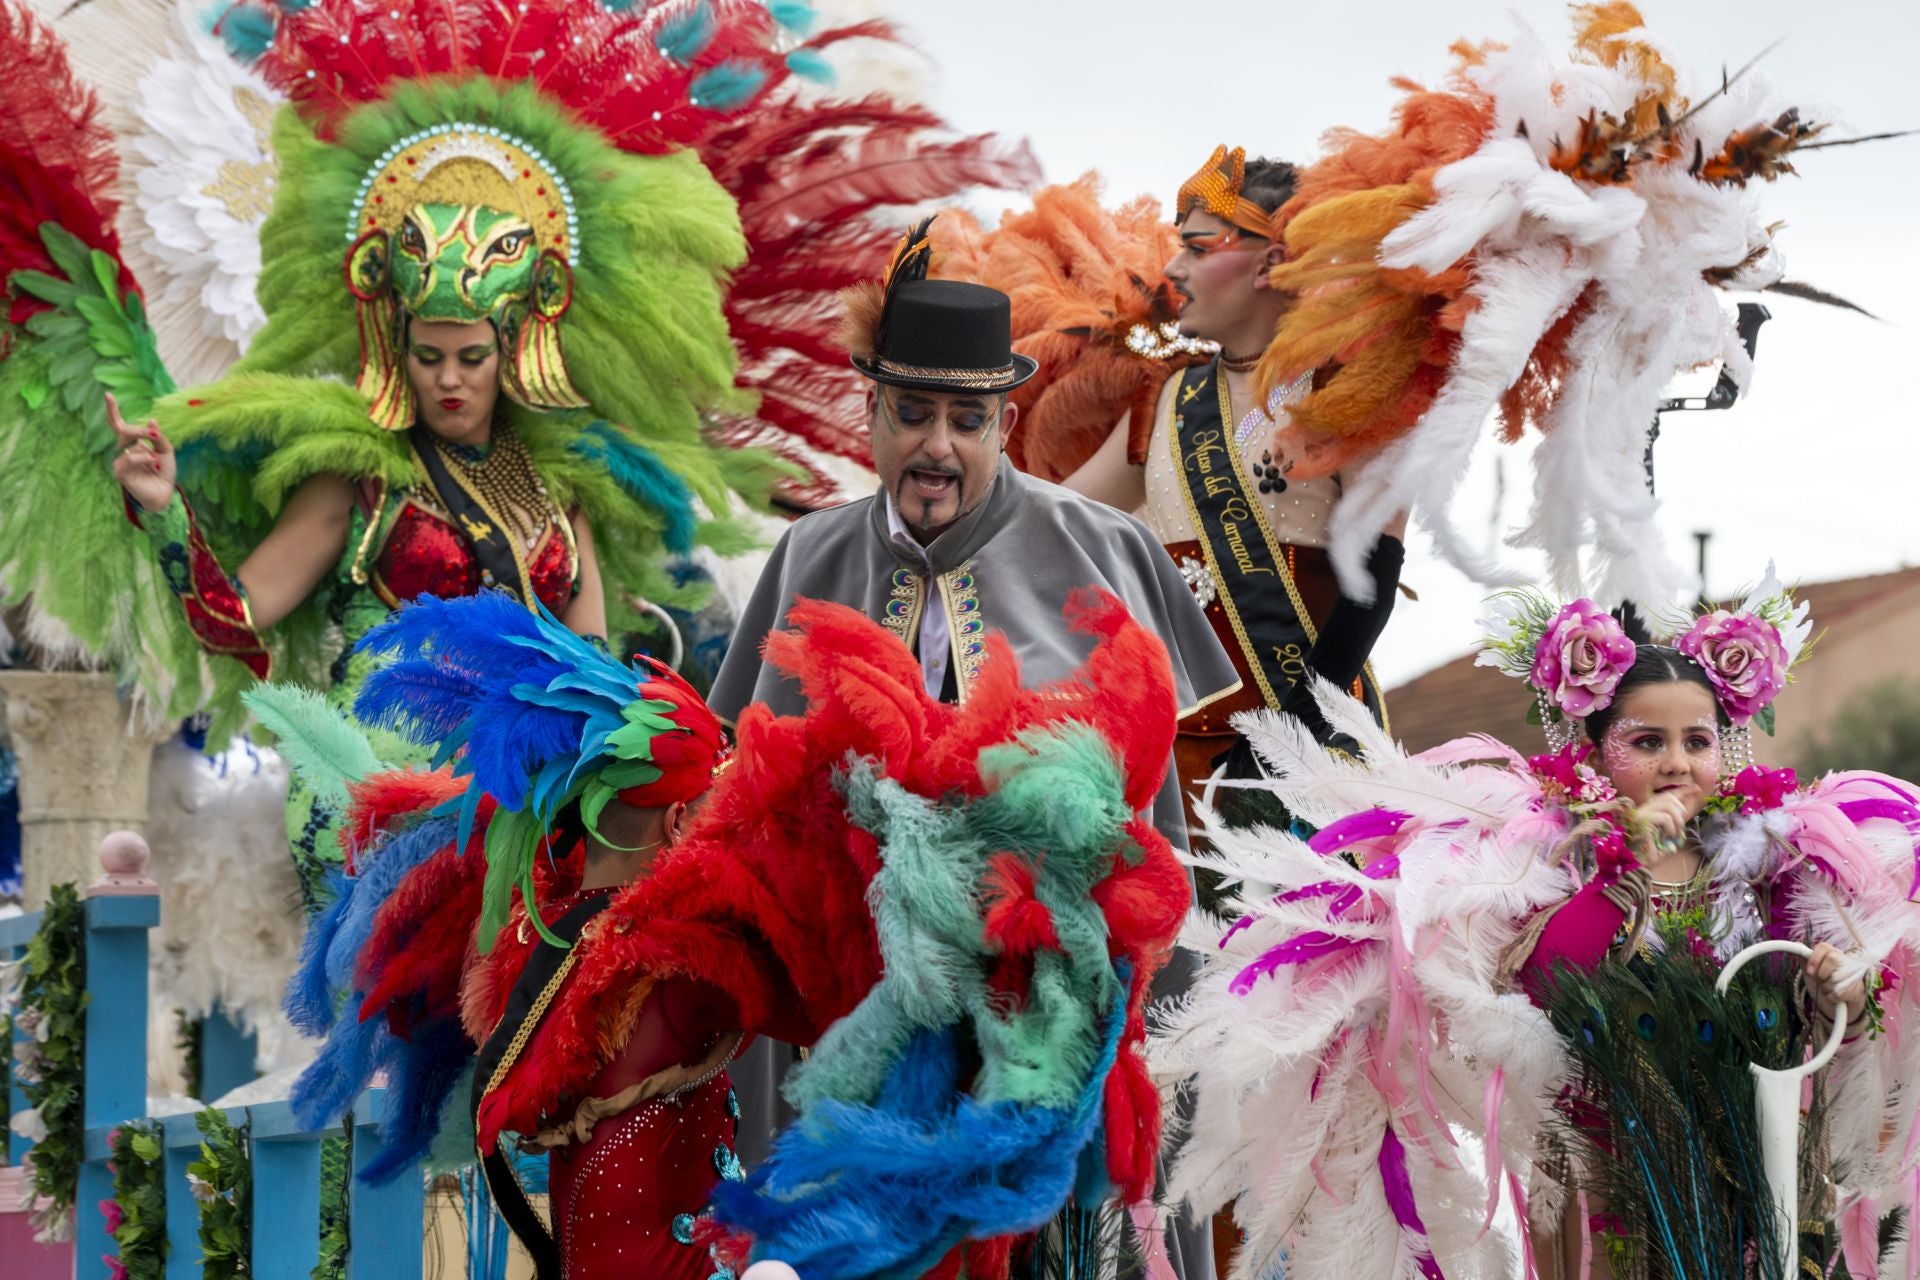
[
  {"x1": 1715, "y1": 937, "x2": 1851, "y2": 1278},
  {"x1": 1715, "y1": 938, "x2": 1848, "y2": 1076}
]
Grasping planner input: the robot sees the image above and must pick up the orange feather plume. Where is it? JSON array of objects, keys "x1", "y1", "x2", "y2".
[
  {"x1": 930, "y1": 175, "x2": 1191, "y2": 481},
  {"x1": 1256, "y1": 76, "x2": 1494, "y2": 479}
]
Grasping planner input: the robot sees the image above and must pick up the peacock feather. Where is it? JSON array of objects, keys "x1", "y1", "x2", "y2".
[{"x1": 1541, "y1": 940, "x2": 1797, "y2": 1279}]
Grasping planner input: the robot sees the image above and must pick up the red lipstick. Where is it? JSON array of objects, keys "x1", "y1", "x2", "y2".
[{"x1": 438, "y1": 398, "x2": 465, "y2": 411}]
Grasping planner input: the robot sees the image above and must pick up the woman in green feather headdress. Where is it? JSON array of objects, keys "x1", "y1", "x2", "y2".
[{"x1": 86, "y1": 25, "x2": 797, "y2": 904}]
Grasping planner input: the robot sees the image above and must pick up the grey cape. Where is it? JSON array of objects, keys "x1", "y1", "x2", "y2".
[
  {"x1": 709, "y1": 464, "x2": 1239, "y2": 1280},
  {"x1": 709, "y1": 463, "x2": 1242, "y2": 844}
]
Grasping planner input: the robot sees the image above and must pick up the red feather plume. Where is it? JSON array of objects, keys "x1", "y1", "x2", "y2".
[
  {"x1": 469, "y1": 587, "x2": 1189, "y2": 1218},
  {"x1": 699, "y1": 94, "x2": 1041, "y2": 504},
  {"x1": 0, "y1": 0, "x2": 125, "y2": 322}
]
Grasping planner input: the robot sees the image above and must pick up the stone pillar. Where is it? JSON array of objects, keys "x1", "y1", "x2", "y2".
[{"x1": 0, "y1": 671, "x2": 169, "y2": 909}]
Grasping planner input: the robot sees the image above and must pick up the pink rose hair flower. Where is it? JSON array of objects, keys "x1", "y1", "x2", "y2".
[
  {"x1": 1531, "y1": 600, "x2": 1637, "y2": 719},
  {"x1": 1677, "y1": 609, "x2": 1789, "y2": 726}
]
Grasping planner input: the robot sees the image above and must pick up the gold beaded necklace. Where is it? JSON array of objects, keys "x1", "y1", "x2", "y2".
[{"x1": 431, "y1": 425, "x2": 554, "y2": 551}]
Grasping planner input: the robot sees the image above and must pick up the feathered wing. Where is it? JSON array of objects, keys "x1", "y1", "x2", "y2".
[
  {"x1": 1256, "y1": 6, "x2": 1878, "y2": 606},
  {"x1": 0, "y1": 0, "x2": 213, "y2": 719},
  {"x1": 1709, "y1": 770, "x2": 1920, "y2": 1244},
  {"x1": 115, "y1": 5, "x2": 284, "y2": 388},
  {"x1": 928, "y1": 175, "x2": 1195, "y2": 484},
  {"x1": 1155, "y1": 695, "x2": 1574, "y2": 1277}
]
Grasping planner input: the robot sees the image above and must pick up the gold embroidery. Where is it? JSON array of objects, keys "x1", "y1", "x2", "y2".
[
  {"x1": 882, "y1": 566, "x2": 923, "y2": 649},
  {"x1": 202, "y1": 159, "x2": 276, "y2": 223},
  {"x1": 937, "y1": 561, "x2": 985, "y2": 701},
  {"x1": 460, "y1": 513, "x2": 494, "y2": 543},
  {"x1": 234, "y1": 86, "x2": 277, "y2": 144}
]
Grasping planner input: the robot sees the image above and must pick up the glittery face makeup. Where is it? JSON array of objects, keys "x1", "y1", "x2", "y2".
[
  {"x1": 868, "y1": 387, "x2": 1007, "y2": 543},
  {"x1": 1595, "y1": 681, "x2": 1722, "y2": 818},
  {"x1": 1164, "y1": 210, "x2": 1271, "y2": 342}
]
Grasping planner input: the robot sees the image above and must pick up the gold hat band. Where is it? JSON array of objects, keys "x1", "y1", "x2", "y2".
[{"x1": 873, "y1": 357, "x2": 1020, "y2": 389}]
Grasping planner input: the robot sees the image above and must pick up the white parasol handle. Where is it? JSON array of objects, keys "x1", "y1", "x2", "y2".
[
  {"x1": 1714, "y1": 938, "x2": 1851, "y2": 1277},
  {"x1": 1715, "y1": 939, "x2": 1848, "y2": 1076}
]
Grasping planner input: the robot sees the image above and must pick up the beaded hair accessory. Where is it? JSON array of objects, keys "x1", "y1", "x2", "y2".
[{"x1": 1176, "y1": 144, "x2": 1276, "y2": 241}]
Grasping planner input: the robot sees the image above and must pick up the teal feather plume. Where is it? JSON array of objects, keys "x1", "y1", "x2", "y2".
[{"x1": 241, "y1": 684, "x2": 381, "y2": 806}]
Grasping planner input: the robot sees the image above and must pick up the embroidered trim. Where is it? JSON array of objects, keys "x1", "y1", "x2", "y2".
[
  {"x1": 874, "y1": 357, "x2": 1018, "y2": 389},
  {"x1": 348, "y1": 476, "x2": 391, "y2": 587},
  {"x1": 882, "y1": 566, "x2": 924, "y2": 650},
  {"x1": 938, "y1": 561, "x2": 985, "y2": 700}
]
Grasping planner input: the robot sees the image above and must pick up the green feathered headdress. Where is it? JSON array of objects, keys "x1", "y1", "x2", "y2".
[{"x1": 151, "y1": 78, "x2": 787, "y2": 734}]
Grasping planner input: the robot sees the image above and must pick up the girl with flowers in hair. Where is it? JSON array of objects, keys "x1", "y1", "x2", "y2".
[{"x1": 1154, "y1": 568, "x2": 1920, "y2": 1280}]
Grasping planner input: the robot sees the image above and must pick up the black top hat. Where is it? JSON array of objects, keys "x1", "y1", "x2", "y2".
[{"x1": 850, "y1": 278, "x2": 1039, "y2": 394}]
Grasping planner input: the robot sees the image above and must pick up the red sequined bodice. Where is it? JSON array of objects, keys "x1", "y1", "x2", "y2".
[{"x1": 370, "y1": 497, "x2": 575, "y2": 612}]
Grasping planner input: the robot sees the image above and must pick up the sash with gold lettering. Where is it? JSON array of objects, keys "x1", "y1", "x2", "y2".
[
  {"x1": 1168, "y1": 361, "x2": 1386, "y2": 732},
  {"x1": 412, "y1": 427, "x2": 530, "y2": 604}
]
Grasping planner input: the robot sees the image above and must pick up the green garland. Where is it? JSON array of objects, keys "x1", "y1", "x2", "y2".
[
  {"x1": 1, "y1": 1008, "x2": 12, "y2": 1143},
  {"x1": 15, "y1": 882, "x2": 87, "y2": 1242},
  {"x1": 175, "y1": 1011, "x2": 204, "y2": 1101},
  {"x1": 312, "y1": 1127, "x2": 350, "y2": 1280},
  {"x1": 106, "y1": 1120, "x2": 168, "y2": 1280},
  {"x1": 188, "y1": 1108, "x2": 251, "y2": 1278}
]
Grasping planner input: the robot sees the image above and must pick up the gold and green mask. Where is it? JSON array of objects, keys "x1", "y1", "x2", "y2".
[{"x1": 343, "y1": 124, "x2": 585, "y2": 430}]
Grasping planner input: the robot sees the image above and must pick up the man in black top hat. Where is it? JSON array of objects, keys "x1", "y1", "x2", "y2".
[{"x1": 708, "y1": 218, "x2": 1237, "y2": 1280}]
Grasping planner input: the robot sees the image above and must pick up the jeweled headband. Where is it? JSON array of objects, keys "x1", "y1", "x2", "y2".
[{"x1": 1176, "y1": 144, "x2": 1276, "y2": 241}]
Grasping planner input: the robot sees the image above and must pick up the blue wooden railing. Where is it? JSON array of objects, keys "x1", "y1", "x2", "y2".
[{"x1": 2, "y1": 835, "x2": 425, "y2": 1278}]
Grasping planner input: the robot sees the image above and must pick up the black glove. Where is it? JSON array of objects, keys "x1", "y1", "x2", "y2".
[{"x1": 1302, "y1": 533, "x2": 1404, "y2": 689}]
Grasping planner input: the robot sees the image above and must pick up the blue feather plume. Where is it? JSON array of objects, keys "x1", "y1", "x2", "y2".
[
  {"x1": 291, "y1": 1006, "x2": 389, "y2": 1130},
  {"x1": 569, "y1": 423, "x2": 698, "y2": 555},
  {"x1": 358, "y1": 594, "x2": 646, "y2": 812},
  {"x1": 689, "y1": 60, "x2": 770, "y2": 113},
  {"x1": 712, "y1": 986, "x2": 1127, "y2": 1276},
  {"x1": 784, "y1": 47, "x2": 835, "y2": 85},
  {"x1": 655, "y1": 0, "x2": 715, "y2": 63},
  {"x1": 284, "y1": 869, "x2": 352, "y2": 1035},
  {"x1": 357, "y1": 1017, "x2": 474, "y2": 1184}
]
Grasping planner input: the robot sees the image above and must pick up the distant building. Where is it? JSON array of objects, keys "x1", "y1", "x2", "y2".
[{"x1": 1382, "y1": 566, "x2": 1920, "y2": 764}]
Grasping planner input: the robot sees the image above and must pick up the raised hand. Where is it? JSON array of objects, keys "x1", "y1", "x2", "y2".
[
  {"x1": 1806, "y1": 940, "x2": 1868, "y2": 1026},
  {"x1": 107, "y1": 392, "x2": 176, "y2": 514},
  {"x1": 1630, "y1": 790, "x2": 1692, "y2": 863}
]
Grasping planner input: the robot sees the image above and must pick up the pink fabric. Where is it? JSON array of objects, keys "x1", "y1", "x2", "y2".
[{"x1": 1517, "y1": 883, "x2": 1627, "y2": 1004}]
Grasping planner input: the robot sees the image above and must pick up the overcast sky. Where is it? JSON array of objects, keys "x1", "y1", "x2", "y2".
[{"x1": 876, "y1": 0, "x2": 1920, "y2": 685}]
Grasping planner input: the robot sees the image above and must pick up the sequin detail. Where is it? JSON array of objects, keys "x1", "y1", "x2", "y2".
[
  {"x1": 725, "y1": 1088, "x2": 739, "y2": 1120},
  {"x1": 1177, "y1": 554, "x2": 1216, "y2": 607},
  {"x1": 671, "y1": 1213, "x2": 697, "y2": 1245},
  {"x1": 712, "y1": 1144, "x2": 744, "y2": 1182},
  {"x1": 708, "y1": 1268, "x2": 736, "y2": 1280},
  {"x1": 371, "y1": 498, "x2": 575, "y2": 612}
]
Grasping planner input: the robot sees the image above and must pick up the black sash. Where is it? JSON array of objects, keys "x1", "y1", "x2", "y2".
[
  {"x1": 412, "y1": 427, "x2": 529, "y2": 603},
  {"x1": 471, "y1": 888, "x2": 612, "y2": 1280},
  {"x1": 1168, "y1": 361, "x2": 1386, "y2": 731}
]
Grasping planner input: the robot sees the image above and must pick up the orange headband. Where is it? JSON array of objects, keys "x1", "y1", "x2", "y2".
[{"x1": 1176, "y1": 144, "x2": 1275, "y2": 241}]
